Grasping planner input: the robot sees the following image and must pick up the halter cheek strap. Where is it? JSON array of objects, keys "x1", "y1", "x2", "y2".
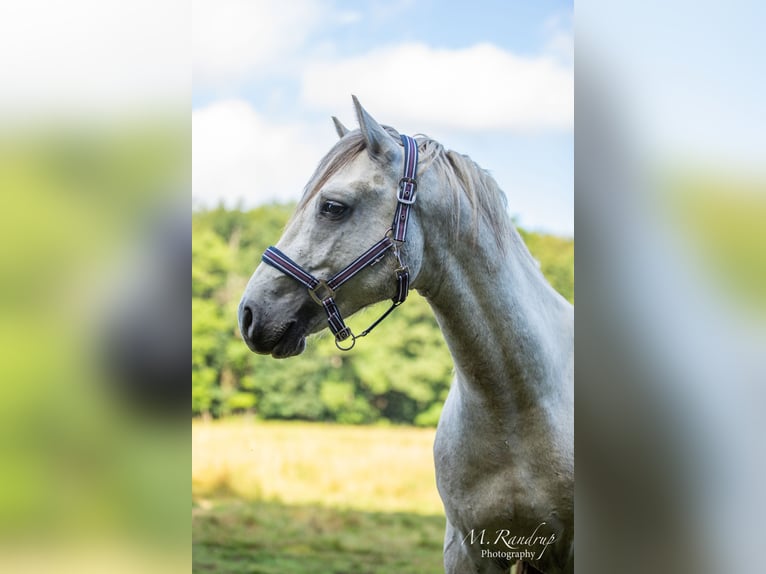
[{"x1": 262, "y1": 134, "x2": 419, "y2": 350}]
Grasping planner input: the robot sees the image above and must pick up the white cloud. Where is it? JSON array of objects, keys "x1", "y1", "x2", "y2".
[
  {"x1": 301, "y1": 42, "x2": 573, "y2": 133},
  {"x1": 192, "y1": 99, "x2": 333, "y2": 208},
  {"x1": 193, "y1": 0, "x2": 324, "y2": 87},
  {"x1": 0, "y1": 0, "x2": 187, "y2": 116}
]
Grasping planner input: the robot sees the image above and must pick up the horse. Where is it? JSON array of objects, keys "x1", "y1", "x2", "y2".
[{"x1": 238, "y1": 96, "x2": 574, "y2": 573}]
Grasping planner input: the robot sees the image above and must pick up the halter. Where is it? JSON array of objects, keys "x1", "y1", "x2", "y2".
[{"x1": 262, "y1": 134, "x2": 419, "y2": 351}]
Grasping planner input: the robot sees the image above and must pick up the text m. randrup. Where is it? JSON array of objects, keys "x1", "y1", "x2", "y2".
[{"x1": 461, "y1": 523, "x2": 557, "y2": 560}]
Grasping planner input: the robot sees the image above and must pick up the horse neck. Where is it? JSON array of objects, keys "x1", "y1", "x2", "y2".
[{"x1": 416, "y1": 217, "x2": 573, "y2": 416}]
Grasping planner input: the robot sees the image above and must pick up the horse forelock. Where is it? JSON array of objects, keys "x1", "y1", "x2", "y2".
[{"x1": 296, "y1": 131, "x2": 367, "y2": 211}]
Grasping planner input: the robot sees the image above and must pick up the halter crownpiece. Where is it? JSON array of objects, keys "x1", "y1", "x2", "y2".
[{"x1": 262, "y1": 134, "x2": 419, "y2": 351}]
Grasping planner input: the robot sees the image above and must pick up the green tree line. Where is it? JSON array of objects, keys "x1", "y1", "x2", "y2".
[{"x1": 192, "y1": 205, "x2": 573, "y2": 425}]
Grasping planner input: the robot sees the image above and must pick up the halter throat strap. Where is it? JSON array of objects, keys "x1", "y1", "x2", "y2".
[{"x1": 262, "y1": 134, "x2": 419, "y2": 350}]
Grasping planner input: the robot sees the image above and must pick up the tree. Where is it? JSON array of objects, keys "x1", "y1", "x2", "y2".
[{"x1": 192, "y1": 205, "x2": 574, "y2": 424}]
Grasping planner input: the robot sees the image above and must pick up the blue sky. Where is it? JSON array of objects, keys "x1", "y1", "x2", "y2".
[{"x1": 193, "y1": 0, "x2": 574, "y2": 235}]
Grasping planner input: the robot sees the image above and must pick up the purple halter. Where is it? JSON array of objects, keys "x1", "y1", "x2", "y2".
[{"x1": 261, "y1": 134, "x2": 419, "y2": 351}]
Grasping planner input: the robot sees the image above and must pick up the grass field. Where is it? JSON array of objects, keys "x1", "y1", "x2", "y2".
[{"x1": 192, "y1": 418, "x2": 448, "y2": 573}]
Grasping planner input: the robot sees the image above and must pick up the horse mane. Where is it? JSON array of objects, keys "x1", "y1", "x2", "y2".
[
  {"x1": 297, "y1": 129, "x2": 535, "y2": 261},
  {"x1": 419, "y1": 137, "x2": 516, "y2": 254}
]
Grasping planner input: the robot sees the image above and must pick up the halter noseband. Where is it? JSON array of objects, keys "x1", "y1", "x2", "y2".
[{"x1": 261, "y1": 134, "x2": 419, "y2": 351}]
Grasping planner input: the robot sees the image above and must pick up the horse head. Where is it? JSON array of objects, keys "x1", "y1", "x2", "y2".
[{"x1": 238, "y1": 97, "x2": 426, "y2": 357}]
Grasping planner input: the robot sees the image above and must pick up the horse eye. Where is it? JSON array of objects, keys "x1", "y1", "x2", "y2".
[{"x1": 320, "y1": 200, "x2": 349, "y2": 219}]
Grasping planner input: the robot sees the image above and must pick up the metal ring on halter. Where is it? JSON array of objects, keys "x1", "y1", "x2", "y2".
[
  {"x1": 335, "y1": 333, "x2": 356, "y2": 351},
  {"x1": 385, "y1": 228, "x2": 404, "y2": 250}
]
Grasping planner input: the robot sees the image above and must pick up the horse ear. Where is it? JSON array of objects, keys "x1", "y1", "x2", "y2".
[
  {"x1": 352, "y1": 95, "x2": 399, "y2": 162},
  {"x1": 331, "y1": 116, "x2": 349, "y2": 139}
]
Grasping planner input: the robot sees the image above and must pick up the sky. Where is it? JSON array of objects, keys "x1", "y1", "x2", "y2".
[
  {"x1": 0, "y1": 1, "x2": 761, "y2": 237},
  {"x1": 192, "y1": 0, "x2": 575, "y2": 236}
]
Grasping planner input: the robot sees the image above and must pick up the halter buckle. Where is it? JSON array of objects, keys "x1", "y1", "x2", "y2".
[
  {"x1": 397, "y1": 177, "x2": 418, "y2": 204},
  {"x1": 308, "y1": 280, "x2": 335, "y2": 305}
]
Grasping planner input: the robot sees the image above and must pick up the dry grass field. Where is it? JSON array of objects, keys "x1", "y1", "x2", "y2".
[
  {"x1": 192, "y1": 418, "x2": 442, "y2": 514},
  {"x1": 192, "y1": 418, "x2": 449, "y2": 573}
]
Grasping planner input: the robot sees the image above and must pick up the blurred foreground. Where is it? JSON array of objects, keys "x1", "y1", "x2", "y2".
[
  {"x1": 1, "y1": 0, "x2": 189, "y2": 569},
  {"x1": 576, "y1": 4, "x2": 766, "y2": 571},
  {"x1": 0, "y1": 121, "x2": 189, "y2": 571},
  {"x1": 194, "y1": 500, "x2": 445, "y2": 574}
]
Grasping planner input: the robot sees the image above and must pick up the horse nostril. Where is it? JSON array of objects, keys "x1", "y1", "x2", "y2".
[
  {"x1": 238, "y1": 302, "x2": 276, "y2": 354},
  {"x1": 239, "y1": 303, "x2": 255, "y2": 339}
]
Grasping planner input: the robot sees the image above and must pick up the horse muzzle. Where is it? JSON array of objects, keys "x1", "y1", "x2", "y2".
[{"x1": 238, "y1": 298, "x2": 309, "y2": 358}]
